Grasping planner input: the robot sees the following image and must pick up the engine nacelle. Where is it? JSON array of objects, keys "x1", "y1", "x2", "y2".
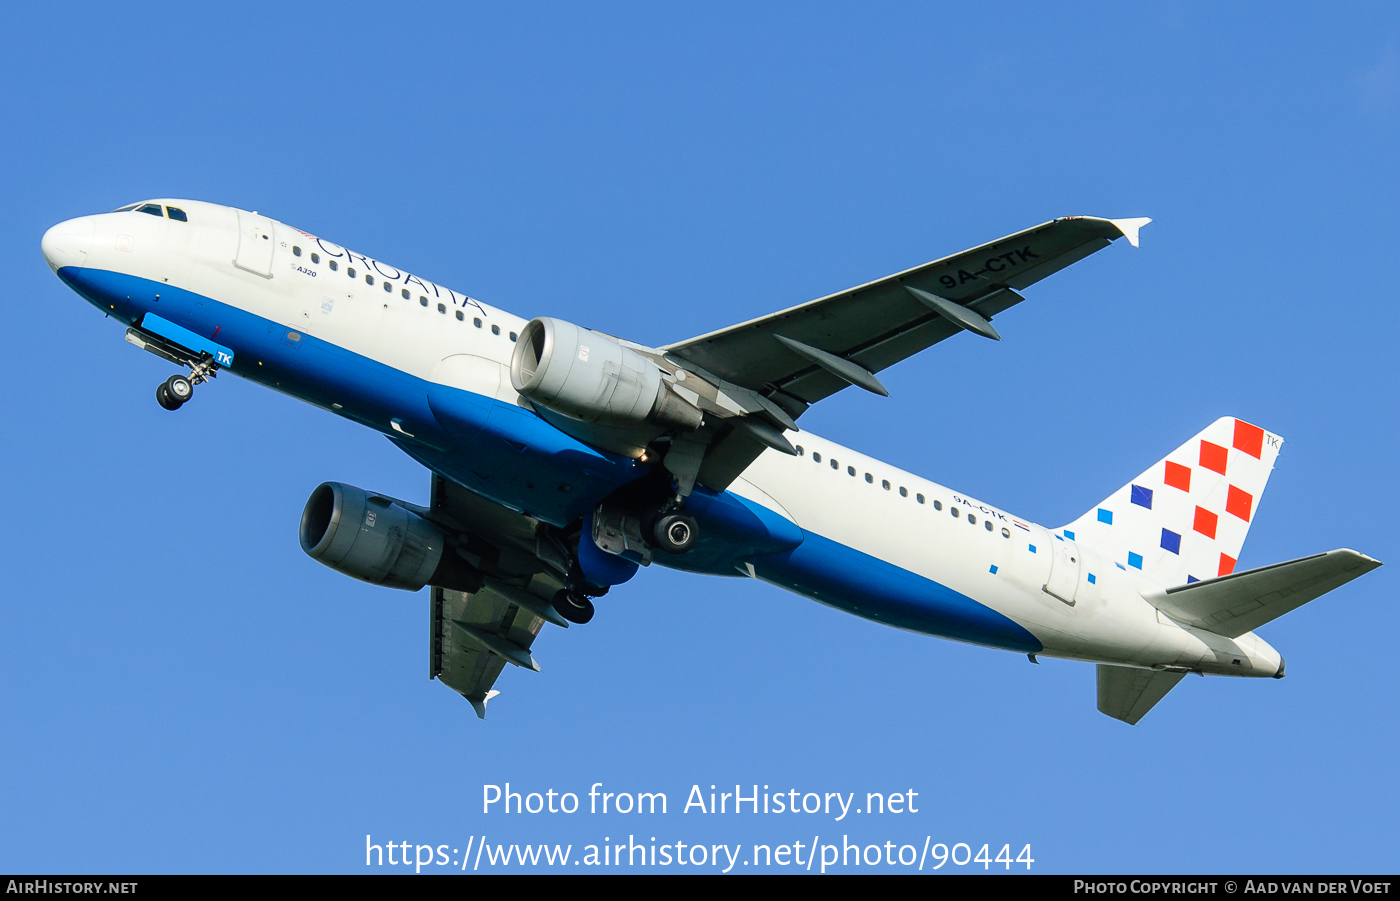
[
  {"x1": 510, "y1": 317, "x2": 703, "y2": 430},
  {"x1": 299, "y1": 482, "x2": 481, "y2": 592}
]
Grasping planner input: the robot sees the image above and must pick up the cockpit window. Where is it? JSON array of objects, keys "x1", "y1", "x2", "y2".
[
  {"x1": 166, "y1": 207, "x2": 188, "y2": 222},
  {"x1": 136, "y1": 204, "x2": 164, "y2": 217},
  {"x1": 112, "y1": 204, "x2": 139, "y2": 212}
]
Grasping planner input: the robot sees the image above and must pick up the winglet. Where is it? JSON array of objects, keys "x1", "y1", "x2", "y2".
[
  {"x1": 466, "y1": 689, "x2": 501, "y2": 719},
  {"x1": 1109, "y1": 217, "x2": 1152, "y2": 248}
]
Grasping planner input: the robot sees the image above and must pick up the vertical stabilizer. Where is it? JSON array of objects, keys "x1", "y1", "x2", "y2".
[{"x1": 1064, "y1": 418, "x2": 1282, "y2": 587}]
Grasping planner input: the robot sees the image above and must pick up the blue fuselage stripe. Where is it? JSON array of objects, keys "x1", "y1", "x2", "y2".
[{"x1": 755, "y1": 530, "x2": 1042, "y2": 652}]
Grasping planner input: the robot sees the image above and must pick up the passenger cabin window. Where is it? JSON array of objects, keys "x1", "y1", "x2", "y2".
[
  {"x1": 491, "y1": 325, "x2": 500, "y2": 335},
  {"x1": 310, "y1": 252, "x2": 320, "y2": 263},
  {"x1": 473, "y1": 318, "x2": 482, "y2": 328},
  {"x1": 882, "y1": 479, "x2": 890, "y2": 490},
  {"x1": 899, "y1": 487, "x2": 908, "y2": 497},
  {"x1": 347, "y1": 267, "x2": 356, "y2": 278},
  {"x1": 968, "y1": 514, "x2": 976, "y2": 525},
  {"x1": 917, "y1": 494, "x2": 926, "y2": 504},
  {"x1": 1001, "y1": 527, "x2": 1010, "y2": 538},
  {"x1": 365, "y1": 275, "x2": 374, "y2": 286},
  {"x1": 830, "y1": 459, "x2": 838, "y2": 470},
  {"x1": 986, "y1": 521, "x2": 994, "y2": 532},
  {"x1": 933, "y1": 500, "x2": 943, "y2": 510},
  {"x1": 951, "y1": 508, "x2": 960, "y2": 518},
  {"x1": 847, "y1": 466, "x2": 856, "y2": 476},
  {"x1": 438, "y1": 303, "x2": 446, "y2": 314},
  {"x1": 795, "y1": 445, "x2": 804, "y2": 456},
  {"x1": 864, "y1": 473, "x2": 873, "y2": 483},
  {"x1": 420, "y1": 297, "x2": 429, "y2": 307},
  {"x1": 136, "y1": 203, "x2": 163, "y2": 217},
  {"x1": 383, "y1": 281, "x2": 392, "y2": 293},
  {"x1": 329, "y1": 260, "x2": 338, "y2": 271},
  {"x1": 293, "y1": 246, "x2": 302, "y2": 257},
  {"x1": 510, "y1": 332, "x2": 518, "y2": 342},
  {"x1": 455, "y1": 310, "x2": 464, "y2": 321},
  {"x1": 166, "y1": 207, "x2": 188, "y2": 222},
  {"x1": 813, "y1": 452, "x2": 822, "y2": 463}
]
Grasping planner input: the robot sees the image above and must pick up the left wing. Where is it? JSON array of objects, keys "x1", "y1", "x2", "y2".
[
  {"x1": 660, "y1": 216, "x2": 1147, "y2": 490},
  {"x1": 664, "y1": 216, "x2": 1148, "y2": 409}
]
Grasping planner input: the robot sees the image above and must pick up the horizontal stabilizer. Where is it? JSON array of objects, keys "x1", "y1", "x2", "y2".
[
  {"x1": 1146, "y1": 549, "x2": 1382, "y2": 638},
  {"x1": 1097, "y1": 665, "x2": 1184, "y2": 725}
]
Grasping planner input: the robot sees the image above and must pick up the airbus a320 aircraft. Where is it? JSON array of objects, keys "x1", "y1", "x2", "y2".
[{"x1": 41, "y1": 201, "x2": 1381, "y2": 724}]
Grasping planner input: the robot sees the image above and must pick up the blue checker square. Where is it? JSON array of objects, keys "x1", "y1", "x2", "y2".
[
  {"x1": 1160, "y1": 528, "x2": 1181, "y2": 555},
  {"x1": 1097, "y1": 508, "x2": 1113, "y2": 524},
  {"x1": 1128, "y1": 551, "x2": 1143, "y2": 569},
  {"x1": 1064, "y1": 530, "x2": 1075, "y2": 539},
  {"x1": 989, "y1": 565, "x2": 998, "y2": 575},
  {"x1": 1087, "y1": 573, "x2": 1097, "y2": 584},
  {"x1": 1028, "y1": 544, "x2": 1037, "y2": 554},
  {"x1": 1130, "y1": 484, "x2": 1153, "y2": 509}
]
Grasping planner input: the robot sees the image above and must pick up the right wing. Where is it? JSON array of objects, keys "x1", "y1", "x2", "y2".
[{"x1": 425, "y1": 474, "x2": 574, "y2": 718}]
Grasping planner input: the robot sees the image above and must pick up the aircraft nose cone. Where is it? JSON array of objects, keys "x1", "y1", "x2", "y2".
[{"x1": 41, "y1": 217, "x2": 95, "y2": 273}]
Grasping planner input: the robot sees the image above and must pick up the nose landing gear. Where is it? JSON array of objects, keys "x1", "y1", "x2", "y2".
[
  {"x1": 154, "y1": 353, "x2": 219, "y2": 412},
  {"x1": 156, "y1": 375, "x2": 193, "y2": 410}
]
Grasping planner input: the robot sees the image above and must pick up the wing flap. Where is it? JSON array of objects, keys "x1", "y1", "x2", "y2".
[
  {"x1": 1097, "y1": 665, "x2": 1185, "y2": 725},
  {"x1": 1148, "y1": 549, "x2": 1381, "y2": 638}
]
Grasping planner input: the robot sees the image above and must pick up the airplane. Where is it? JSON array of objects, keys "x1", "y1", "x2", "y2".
[{"x1": 40, "y1": 200, "x2": 1382, "y2": 724}]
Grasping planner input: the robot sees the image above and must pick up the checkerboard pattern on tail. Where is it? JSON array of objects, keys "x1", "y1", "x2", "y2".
[{"x1": 1063, "y1": 418, "x2": 1282, "y2": 589}]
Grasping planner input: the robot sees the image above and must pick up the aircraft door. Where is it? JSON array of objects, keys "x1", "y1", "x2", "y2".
[
  {"x1": 1043, "y1": 533, "x2": 1082, "y2": 605},
  {"x1": 234, "y1": 209, "x2": 276, "y2": 277}
]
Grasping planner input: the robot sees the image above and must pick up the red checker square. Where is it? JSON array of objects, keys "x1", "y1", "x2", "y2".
[
  {"x1": 1226, "y1": 485, "x2": 1253, "y2": 521},
  {"x1": 1199, "y1": 441, "x2": 1228, "y2": 475},
  {"x1": 1218, "y1": 553, "x2": 1237, "y2": 577},
  {"x1": 1193, "y1": 506, "x2": 1218, "y2": 539},
  {"x1": 1233, "y1": 419, "x2": 1265, "y2": 459},
  {"x1": 1164, "y1": 461, "x2": 1192, "y2": 492}
]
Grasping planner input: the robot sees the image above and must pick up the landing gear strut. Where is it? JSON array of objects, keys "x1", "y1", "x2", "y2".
[{"x1": 154, "y1": 353, "x2": 218, "y2": 412}]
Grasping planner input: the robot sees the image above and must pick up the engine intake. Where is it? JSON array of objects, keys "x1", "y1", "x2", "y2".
[
  {"x1": 299, "y1": 482, "x2": 481, "y2": 592},
  {"x1": 511, "y1": 317, "x2": 702, "y2": 430}
]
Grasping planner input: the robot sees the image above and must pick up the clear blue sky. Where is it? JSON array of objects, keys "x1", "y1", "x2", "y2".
[{"x1": 2, "y1": 2, "x2": 1396, "y2": 874}]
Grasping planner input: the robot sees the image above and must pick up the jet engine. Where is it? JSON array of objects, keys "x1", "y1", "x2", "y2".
[
  {"x1": 510, "y1": 317, "x2": 703, "y2": 430},
  {"x1": 298, "y1": 482, "x2": 482, "y2": 592}
]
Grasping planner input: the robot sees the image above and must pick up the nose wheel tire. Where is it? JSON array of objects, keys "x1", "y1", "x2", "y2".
[
  {"x1": 156, "y1": 375, "x2": 193, "y2": 410},
  {"x1": 156, "y1": 384, "x2": 181, "y2": 410},
  {"x1": 552, "y1": 589, "x2": 595, "y2": 625},
  {"x1": 651, "y1": 513, "x2": 699, "y2": 554},
  {"x1": 166, "y1": 375, "x2": 193, "y2": 402}
]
